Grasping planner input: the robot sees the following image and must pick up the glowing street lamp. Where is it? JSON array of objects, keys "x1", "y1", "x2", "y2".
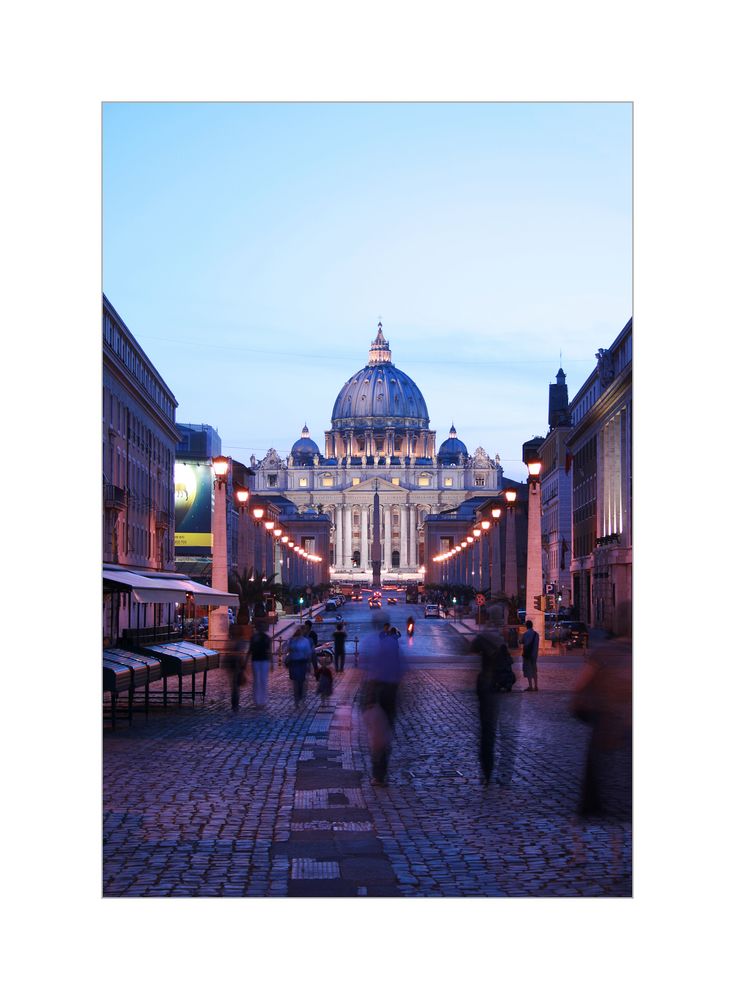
[{"x1": 504, "y1": 489, "x2": 518, "y2": 599}]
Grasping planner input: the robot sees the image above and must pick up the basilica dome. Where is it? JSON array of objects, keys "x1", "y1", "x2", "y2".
[
  {"x1": 290, "y1": 424, "x2": 321, "y2": 465},
  {"x1": 331, "y1": 323, "x2": 430, "y2": 430},
  {"x1": 437, "y1": 424, "x2": 468, "y2": 465}
]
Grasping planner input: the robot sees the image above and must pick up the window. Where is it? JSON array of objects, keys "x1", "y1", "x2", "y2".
[
  {"x1": 352, "y1": 477, "x2": 361, "y2": 486},
  {"x1": 391, "y1": 550, "x2": 400, "y2": 568},
  {"x1": 418, "y1": 474, "x2": 430, "y2": 486},
  {"x1": 391, "y1": 477, "x2": 400, "y2": 486},
  {"x1": 267, "y1": 474, "x2": 277, "y2": 487},
  {"x1": 444, "y1": 477, "x2": 452, "y2": 487},
  {"x1": 475, "y1": 476, "x2": 485, "y2": 487},
  {"x1": 323, "y1": 476, "x2": 333, "y2": 487},
  {"x1": 299, "y1": 477, "x2": 308, "y2": 487}
]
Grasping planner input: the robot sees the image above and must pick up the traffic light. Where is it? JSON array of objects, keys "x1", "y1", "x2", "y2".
[{"x1": 533, "y1": 595, "x2": 542, "y2": 611}]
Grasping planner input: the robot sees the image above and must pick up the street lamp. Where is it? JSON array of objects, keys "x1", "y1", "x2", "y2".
[{"x1": 210, "y1": 456, "x2": 230, "y2": 647}]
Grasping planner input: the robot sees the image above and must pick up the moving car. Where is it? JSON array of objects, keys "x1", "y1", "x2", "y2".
[
  {"x1": 387, "y1": 596, "x2": 398, "y2": 605},
  {"x1": 424, "y1": 604, "x2": 442, "y2": 618},
  {"x1": 551, "y1": 620, "x2": 589, "y2": 648}
]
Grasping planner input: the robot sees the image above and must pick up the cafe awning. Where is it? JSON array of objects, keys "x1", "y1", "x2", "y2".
[{"x1": 103, "y1": 567, "x2": 239, "y2": 607}]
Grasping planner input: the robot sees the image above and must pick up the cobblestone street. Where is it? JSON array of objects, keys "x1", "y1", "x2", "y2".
[{"x1": 103, "y1": 643, "x2": 632, "y2": 897}]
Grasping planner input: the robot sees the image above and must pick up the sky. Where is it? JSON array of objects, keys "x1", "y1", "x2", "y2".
[{"x1": 103, "y1": 102, "x2": 632, "y2": 481}]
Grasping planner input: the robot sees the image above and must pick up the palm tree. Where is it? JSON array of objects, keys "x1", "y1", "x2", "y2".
[{"x1": 229, "y1": 567, "x2": 279, "y2": 625}]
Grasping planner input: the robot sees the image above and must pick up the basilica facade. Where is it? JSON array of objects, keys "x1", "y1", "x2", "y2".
[{"x1": 250, "y1": 323, "x2": 504, "y2": 581}]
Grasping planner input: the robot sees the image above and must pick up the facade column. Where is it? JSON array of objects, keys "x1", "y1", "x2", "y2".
[
  {"x1": 409, "y1": 505, "x2": 417, "y2": 567},
  {"x1": 335, "y1": 504, "x2": 343, "y2": 569},
  {"x1": 383, "y1": 504, "x2": 392, "y2": 568},
  {"x1": 360, "y1": 506, "x2": 369, "y2": 571},
  {"x1": 343, "y1": 505, "x2": 352, "y2": 568},
  {"x1": 400, "y1": 504, "x2": 408, "y2": 568}
]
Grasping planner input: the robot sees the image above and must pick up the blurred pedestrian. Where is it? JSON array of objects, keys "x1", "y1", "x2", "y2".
[
  {"x1": 316, "y1": 661, "x2": 334, "y2": 707},
  {"x1": 360, "y1": 612, "x2": 406, "y2": 787},
  {"x1": 305, "y1": 620, "x2": 319, "y2": 673},
  {"x1": 332, "y1": 621, "x2": 347, "y2": 672},
  {"x1": 286, "y1": 625, "x2": 313, "y2": 708},
  {"x1": 520, "y1": 619, "x2": 540, "y2": 691},
  {"x1": 224, "y1": 624, "x2": 249, "y2": 712},
  {"x1": 470, "y1": 605, "x2": 520, "y2": 786},
  {"x1": 249, "y1": 619, "x2": 271, "y2": 709},
  {"x1": 569, "y1": 642, "x2": 632, "y2": 880}
]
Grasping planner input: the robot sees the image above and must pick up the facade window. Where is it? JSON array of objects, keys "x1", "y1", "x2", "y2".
[
  {"x1": 475, "y1": 476, "x2": 485, "y2": 487},
  {"x1": 299, "y1": 477, "x2": 308, "y2": 487},
  {"x1": 391, "y1": 477, "x2": 400, "y2": 486},
  {"x1": 391, "y1": 550, "x2": 400, "y2": 568},
  {"x1": 352, "y1": 477, "x2": 360, "y2": 486},
  {"x1": 444, "y1": 477, "x2": 452, "y2": 487},
  {"x1": 323, "y1": 476, "x2": 333, "y2": 486},
  {"x1": 419, "y1": 475, "x2": 430, "y2": 486},
  {"x1": 267, "y1": 474, "x2": 277, "y2": 487}
]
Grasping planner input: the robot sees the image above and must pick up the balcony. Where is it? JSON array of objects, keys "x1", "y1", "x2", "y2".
[{"x1": 103, "y1": 483, "x2": 126, "y2": 510}]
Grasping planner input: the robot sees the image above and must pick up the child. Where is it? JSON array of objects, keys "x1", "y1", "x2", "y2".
[{"x1": 316, "y1": 662, "x2": 334, "y2": 707}]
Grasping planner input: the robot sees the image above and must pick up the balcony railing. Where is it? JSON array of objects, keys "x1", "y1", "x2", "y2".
[{"x1": 103, "y1": 483, "x2": 126, "y2": 509}]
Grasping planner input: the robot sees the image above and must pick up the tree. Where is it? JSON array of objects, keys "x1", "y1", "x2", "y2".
[{"x1": 229, "y1": 567, "x2": 279, "y2": 624}]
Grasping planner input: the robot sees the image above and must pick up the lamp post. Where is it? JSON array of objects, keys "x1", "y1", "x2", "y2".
[
  {"x1": 504, "y1": 489, "x2": 518, "y2": 600},
  {"x1": 210, "y1": 455, "x2": 230, "y2": 647},
  {"x1": 525, "y1": 457, "x2": 546, "y2": 649}
]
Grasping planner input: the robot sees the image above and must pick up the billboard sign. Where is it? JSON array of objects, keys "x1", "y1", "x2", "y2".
[{"x1": 174, "y1": 461, "x2": 213, "y2": 555}]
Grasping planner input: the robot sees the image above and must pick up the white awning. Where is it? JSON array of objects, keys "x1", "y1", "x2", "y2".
[{"x1": 103, "y1": 568, "x2": 239, "y2": 607}]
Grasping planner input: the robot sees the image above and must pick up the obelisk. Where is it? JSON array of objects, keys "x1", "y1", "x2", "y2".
[{"x1": 371, "y1": 482, "x2": 382, "y2": 589}]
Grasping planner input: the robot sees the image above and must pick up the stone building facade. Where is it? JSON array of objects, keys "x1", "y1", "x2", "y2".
[
  {"x1": 250, "y1": 323, "x2": 504, "y2": 581},
  {"x1": 103, "y1": 295, "x2": 179, "y2": 572},
  {"x1": 539, "y1": 369, "x2": 573, "y2": 608},
  {"x1": 566, "y1": 319, "x2": 632, "y2": 636}
]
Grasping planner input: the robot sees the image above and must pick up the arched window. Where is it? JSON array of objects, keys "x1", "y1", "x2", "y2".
[
  {"x1": 352, "y1": 550, "x2": 361, "y2": 567},
  {"x1": 391, "y1": 550, "x2": 400, "y2": 568}
]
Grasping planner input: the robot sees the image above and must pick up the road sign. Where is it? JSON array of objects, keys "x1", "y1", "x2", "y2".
[{"x1": 475, "y1": 594, "x2": 486, "y2": 605}]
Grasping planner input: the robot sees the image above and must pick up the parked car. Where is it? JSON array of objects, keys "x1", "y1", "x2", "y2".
[
  {"x1": 325, "y1": 600, "x2": 338, "y2": 612},
  {"x1": 424, "y1": 604, "x2": 441, "y2": 618},
  {"x1": 551, "y1": 620, "x2": 589, "y2": 648}
]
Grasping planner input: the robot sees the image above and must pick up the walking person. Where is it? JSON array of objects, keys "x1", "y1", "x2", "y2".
[
  {"x1": 286, "y1": 625, "x2": 313, "y2": 708},
  {"x1": 520, "y1": 619, "x2": 540, "y2": 691},
  {"x1": 224, "y1": 624, "x2": 249, "y2": 712},
  {"x1": 316, "y1": 661, "x2": 334, "y2": 707},
  {"x1": 359, "y1": 612, "x2": 406, "y2": 788},
  {"x1": 249, "y1": 619, "x2": 271, "y2": 709},
  {"x1": 332, "y1": 622, "x2": 347, "y2": 672},
  {"x1": 470, "y1": 605, "x2": 520, "y2": 786}
]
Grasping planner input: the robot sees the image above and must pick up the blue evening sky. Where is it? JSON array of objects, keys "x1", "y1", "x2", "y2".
[{"x1": 103, "y1": 102, "x2": 631, "y2": 480}]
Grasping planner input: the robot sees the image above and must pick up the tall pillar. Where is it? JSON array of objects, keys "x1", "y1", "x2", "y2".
[
  {"x1": 491, "y1": 523, "x2": 502, "y2": 596},
  {"x1": 409, "y1": 505, "x2": 417, "y2": 567},
  {"x1": 209, "y1": 475, "x2": 229, "y2": 645},
  {"x1": 504, "y1": 507, "x2": 518, "y2": 598},
  {"x1": 526, "y1": 476, "x2": 545, "y2": 646},
  {"x1": 371, "y1": 487, "x2": 381, "y2": 588},
  {"x1": 335, "y1": 505, "x2": 343, "y2": 569},
  {"x1": 384, "y1": 504, "x2": 392, "y2": 569},
  {"x1": 360, "y1": 506, "x2": 369, "y2": 571},
  {"x1": 343, "y1": 505, "x2": 352, "y2": 568},
  {"x1": 400, "y1": 504, "x2": 408, "y2": 568}
]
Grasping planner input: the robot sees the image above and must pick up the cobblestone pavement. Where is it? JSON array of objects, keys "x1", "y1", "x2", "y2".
[{"x1": 103, "y1": 648, "x2": 632, "y2": 897}]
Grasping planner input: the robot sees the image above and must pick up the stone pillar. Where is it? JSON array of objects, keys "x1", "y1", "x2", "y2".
[
  {"x1": 526, "y1": 477, "x2": 546, "y2": 647},
  {"x1": 504, "y1": 507, "x2": 518, "y2": 598},
  {"x1": 360, "y1": 506, "x2": 369, "y2": 571},
  {"x1": 343, "y1": 505, "x2": 352, "y2": 568},
  {"x1": 491, "y1": 523, "x2": 502, "y2": 596},
  {"x1": 409, "y1": 505, "x2": 417, "y2": 567},
  {"x1": 384, "y1": 504, "x2": 392, "y2": 569},
  {"x1": 335, "y1": 505, "x2": 343, "y2": 569},
  {"x1": 400, "y1": 505, "x2": 408, "y2": 568},
  {"x1": 209, "y1": 476, "x2": 229, "y2": 646}
]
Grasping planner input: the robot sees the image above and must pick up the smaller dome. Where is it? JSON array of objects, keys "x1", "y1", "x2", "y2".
[
  {"x1": 290, "y1": 423, "x2": 321, "y2": 465},
  {"x1": 438, "y1": 424, "x2": 469, "y2": 465}
]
